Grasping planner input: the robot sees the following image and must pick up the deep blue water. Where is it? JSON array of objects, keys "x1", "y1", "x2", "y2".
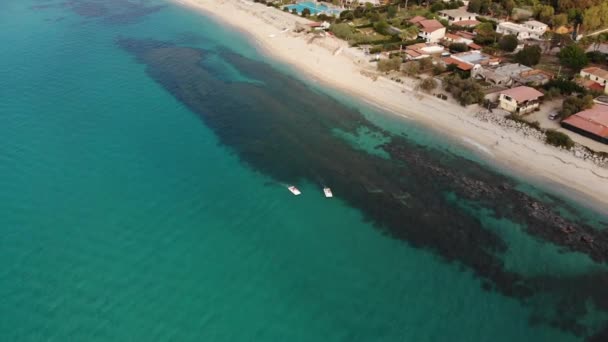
[{"x1": 1, "y1": 1, "x2": 608, "y2": 341}]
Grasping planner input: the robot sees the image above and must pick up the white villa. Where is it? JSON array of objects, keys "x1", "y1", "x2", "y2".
[
  {"x1": 496, "y1": 20, "x2": 548, "y2": 40},
  {"x1": 437, "y1": 8, "x2": 479, "y2": 26},
  {"x1": 409, "y1": 16, "x2": 446, "y2": 43}
]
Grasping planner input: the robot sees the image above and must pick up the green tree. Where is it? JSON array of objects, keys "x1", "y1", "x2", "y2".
[
  {"x1": 552, "y1": 14, "x2": 568, "y2": 27},
  {"x1": 536, "y1": 5, "x2": 554, "y2": 24},
  {"x1": 499, "y1": 34, "x2": 518, "y2": 52},
  {"x1": 403, "y1": 61, "x2": 420, "y2": 76},
  {"x1": 377, "y1": 57, "x2": 403, "y2": 72},
  {"x1": 399, "y1": 26, "x2": 419, "y2": 41},
  {"x1": 418, "y1": 57, "x2": 433, "y2": 70},
  {"x1": 468, "y1": 0, "x2": 481, "y2": 13},
  {"x1": 340, "y1": 10, "x2": 354, "y2": 21},
  {"x1": 387, "y1": 5, "x2": 397, "y2": 18},
  {"x1": 418, "y1": 77, "x2": 438, "y2": 92},
  {"x1": 443, "y1": 75, "x2": 485, "y2": 106},
  {"x1": 558, "y1": 44, "x2": 589, "y2": 70},
  {"x1": 373, "y1": 20, "x2": 390, "y2": 35},
  {"x1": 502, "y1": 0, "x2": 515, "y2": 16},
  {"x1": 514, "y1": 45, "x2": 542, "y2": 66},
  {"x1": 475, "y1": 22, "x2": 495, "y2": 36},
  {"x1": 302, "y1": 8, "x2": 311, "y2": 17}
]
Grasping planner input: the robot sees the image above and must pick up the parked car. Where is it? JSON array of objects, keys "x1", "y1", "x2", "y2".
[{"x1": 548, "y1": 112, "x2": 559, "y2": 120}]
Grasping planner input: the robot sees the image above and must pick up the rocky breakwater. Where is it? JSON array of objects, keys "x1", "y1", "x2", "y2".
[{"x1": 474, "y1": 110, "x2": 608, "y2": 168}]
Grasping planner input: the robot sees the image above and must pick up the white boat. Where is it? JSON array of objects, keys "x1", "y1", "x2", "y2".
[
  {"x1": 288, "y1": 186, "x2": 301, "y2": 196},
  {"x1": 323, "y1": 187, "x2": 333, "y2": 198}
]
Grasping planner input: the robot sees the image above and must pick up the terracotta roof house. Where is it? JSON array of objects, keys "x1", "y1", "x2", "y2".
[
  {"x1": 562, "y1": 104, "x2": 608, "y2": 144},
  {"x1": 411, "y1": 19, "x2": 446, "y2": 43},
  {"x1": 442, "y1": 32, "x2": 473, "y2": 45},
  {"x1": 497, "y1": 86, "x2": 544, "y2": 114},
  {"x1": 581, "y1": 67, "x2": 608, "y2": 84},
  {"x1": 442, "y1": 57, "x2": 474, "y2": 71}
]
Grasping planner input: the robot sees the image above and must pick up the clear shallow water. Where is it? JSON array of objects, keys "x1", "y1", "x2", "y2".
[{"x1": 0, "y1": 1, "x2": 607, "y2": 341}]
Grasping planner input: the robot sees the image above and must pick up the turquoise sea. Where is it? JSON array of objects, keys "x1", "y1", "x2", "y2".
[{"x1": 1, "y1": 1, "x2": 608, "y2": 341}]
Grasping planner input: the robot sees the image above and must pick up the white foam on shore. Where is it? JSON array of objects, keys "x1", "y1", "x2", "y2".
[{"x1": 462, "y1": 137, "x2": 494, "y2": 157}]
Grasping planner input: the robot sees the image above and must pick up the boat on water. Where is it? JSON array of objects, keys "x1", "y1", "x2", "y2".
[
  {"x1": 288, "y1": 186, "x2": 301, "y2": 196},
  {"x1": 323, "y1": 187, "x2": 333, "y2": 198}
]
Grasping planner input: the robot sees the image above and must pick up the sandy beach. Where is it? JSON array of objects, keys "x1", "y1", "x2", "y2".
[{"x1": 171, "y1": 0, "x2": 608, "y2": 211}]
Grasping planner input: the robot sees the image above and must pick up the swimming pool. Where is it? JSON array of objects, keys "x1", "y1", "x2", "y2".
[{"x1": 284, "y1": 2, "x2": 342, "y2": 16}]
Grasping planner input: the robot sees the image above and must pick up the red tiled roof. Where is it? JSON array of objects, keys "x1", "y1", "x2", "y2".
[
  {"x1": 452, "y1": 20, "x2": 480, "y2": 27},
  {"x1": 577, "y1": 79, "x2": 604, "y2": 91},
  {"x1": 414, "y1": 19, "x2": 444, "y2": 33},
  {"x1": 582, "y1": 67, "x2": 608, "y2": 80},
  {"x1": 457, "y1": 31, "x2": 476, "y2": 39},
  {"x1": 443, "y1": 57, "x2": 473, "y2": 71},
  {"x1": 468, "y1": 42, "x2": 482, "y2": 50},
  {"x1": 444, "y1": 33, "x2": 461, "y2": 41},
  {"x1": 562, "y1": 105, "x2": 608, "y2": 138},
  {"x1": 500, "y1": 86, "x2": 544, "y2": 102},
  {"x1": 409, "y1": 16, "x2": 426, "y2": 24}
]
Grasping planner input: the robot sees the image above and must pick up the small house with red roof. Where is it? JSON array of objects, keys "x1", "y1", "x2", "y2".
[
  {"x1": 562, "y1": 104, "x2": 608, "y2": 144},
  {"x1": 580, "y1": 67, "x2": 608, "y2": 94},
  {"x1": 497, "y1": 86, "x2": 544, "y2": 114},
  {"x1": 409, "y1": 17, "x2": 446, "y2": 43}
]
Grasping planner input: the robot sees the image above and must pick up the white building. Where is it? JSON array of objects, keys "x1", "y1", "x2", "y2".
[
  {"x1": 581, "y1": 67, "x2": 608, "y2": 86},
  {"x1": 409, "y1": 16, "x2": 446, "y2": 43},
  {"x1": 581, "y1": 67, "x2": 608, "y2": 94},
  {"x1": 437, "y1": 8, "x2": 478, "y2": 26},
  {"x1": 497, "y1": 86, "x2": 544, "y2": 114},
  {"x1": 496, "y1": 20, "x2": 548, "y2": 40},
  {"x1": 417, "y1": 19, "x2": 446, "y2": 43}
]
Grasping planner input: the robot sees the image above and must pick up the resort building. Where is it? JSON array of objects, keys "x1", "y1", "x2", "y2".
[
  {"x1": 437, "y1": 8, "x2": 479, "y2": 27},
  {"x1": 562, "y1": 104, "x2": 608, "y2": 144},
  {"x1": 496, "y1": 20, "x2": 548, "y2": 40},
  {"x1": 409, "y1": 17, "x2": 446, "y2": 43},
  {"x1": 496, "y1": 86, "x2": 544, "y2": 114}
]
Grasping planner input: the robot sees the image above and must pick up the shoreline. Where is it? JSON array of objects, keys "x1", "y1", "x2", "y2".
[{"x1": 169, "y1": 0, "x2": 608, "y2": 214}]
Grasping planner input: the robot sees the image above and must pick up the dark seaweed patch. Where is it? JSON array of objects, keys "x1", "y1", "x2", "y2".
[{"x1": 117, "y1": 37, "x2": 608, "y2": 340}]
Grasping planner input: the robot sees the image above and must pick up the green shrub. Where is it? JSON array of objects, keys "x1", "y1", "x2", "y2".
[
  {"x1": 498, "y1": 34, "x2": 518, "y2": 52},
  {"x1": 418, "y1": 77, "x2": 438, "y2": 92},
  {"x1": 560, "y1": 95, "x2": 594, "y2": 119},
  {"x1": 514, "y1": 45, "x2": 541, "y2": 66},
  {"x1": 543, "y1": 79, "x2": 585, "y2": 95},
  {"x1": 443, "y1": 74, "x2": 484, "y2": 106},
  {"x1": 377, "y1": 57, "x2": 403, "y2": 72},
  {"x1": 449, "y1": 43, "x2": 469, "y2": 52},
  {"x1": 545, "y1": 130, "x2": 574, "y2": 149}
]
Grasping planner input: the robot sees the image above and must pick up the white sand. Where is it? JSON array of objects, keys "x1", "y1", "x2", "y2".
[{"x1": 171, "y1": 0, "x2": 608, "y2": 212}]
